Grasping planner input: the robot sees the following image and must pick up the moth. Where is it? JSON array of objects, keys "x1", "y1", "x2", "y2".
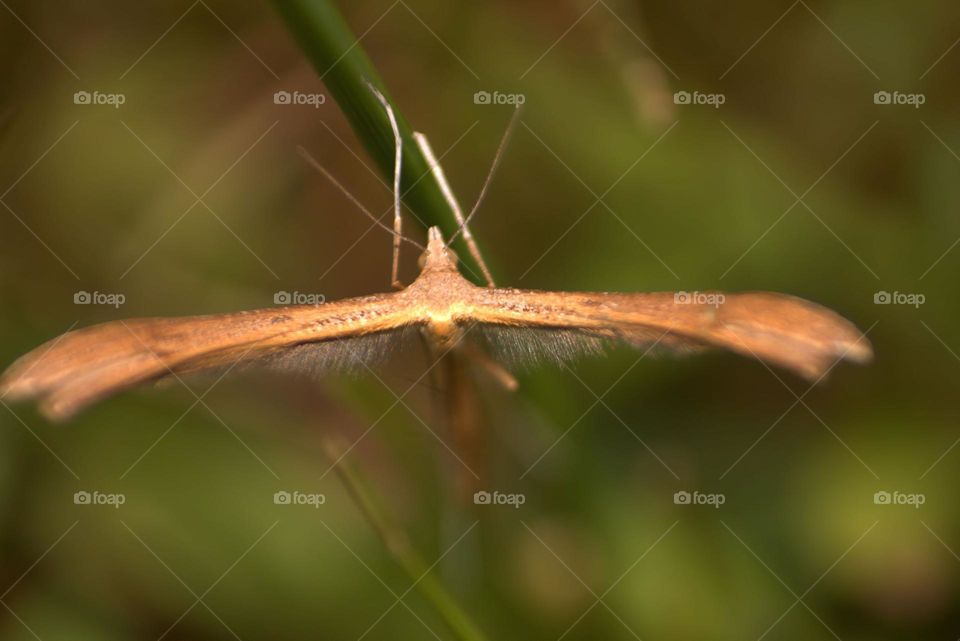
[{"x1": 0, "y1": 87, "x2": 872, "y2": 422}]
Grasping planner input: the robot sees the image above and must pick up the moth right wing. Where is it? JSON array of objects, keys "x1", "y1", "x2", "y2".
[
  {"x1": 463, "y1": 288, "x2": 872, "y2": 381},
  {"x1": 0, "y1": 292, "x2": 420, "y2": 421}
]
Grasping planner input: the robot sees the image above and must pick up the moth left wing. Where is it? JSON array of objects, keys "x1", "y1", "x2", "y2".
[
  {"x1": 461, "y1": 288, "x2": 872, "y2": 380},
  {"x1": 1, "y1": 293, "x2": 419, "y2": 421}
]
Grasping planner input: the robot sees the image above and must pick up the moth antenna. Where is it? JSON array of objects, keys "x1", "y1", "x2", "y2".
[
  {"x1": 414, "y1": 131, "x2": 496, "y2": 287},
  {"x1": 296, "y1": 146, "x2": 423, "y2": 250},
  {"x1": 447, "y1": 103, "x2": 521, "y2": 247},
  {"x1": 366, "y1": 81, "x2": 405, "y2": 289}
]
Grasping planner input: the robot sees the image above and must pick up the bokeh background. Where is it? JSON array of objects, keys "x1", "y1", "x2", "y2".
[{"x1": 0, "y1": 1, "x2": 958, "y2": 639}]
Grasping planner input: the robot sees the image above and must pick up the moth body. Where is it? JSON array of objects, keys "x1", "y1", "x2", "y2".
[{"x1": 0, "y1": 225, "x2": 872, "y2": 421}]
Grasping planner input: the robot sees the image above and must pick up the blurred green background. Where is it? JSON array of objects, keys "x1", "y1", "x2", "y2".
[{"x1": 0, "y1": 1, "x2": 958, "y2": 639}]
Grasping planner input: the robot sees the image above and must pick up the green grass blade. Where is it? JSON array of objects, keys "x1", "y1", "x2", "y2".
[{"x1": 271, "y1": 0, "x2": 486, "y2": 280}]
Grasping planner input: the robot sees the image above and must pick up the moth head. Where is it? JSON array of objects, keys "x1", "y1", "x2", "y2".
[{"x1": 418, "y1": 226, "x2": 459, "y2": 271}]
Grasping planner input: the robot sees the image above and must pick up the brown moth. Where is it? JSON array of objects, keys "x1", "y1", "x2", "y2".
[{"x1": 0, "y1": 88, "x2": 872, "y2": 422}]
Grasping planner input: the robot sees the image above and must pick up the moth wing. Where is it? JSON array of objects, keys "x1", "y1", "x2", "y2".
[
  {"x1": 1, "y1": 293, "x2": 421, "y2": 421},
  {"x1": 463, "y1": 289, "x2": 872, "y2": 380}
]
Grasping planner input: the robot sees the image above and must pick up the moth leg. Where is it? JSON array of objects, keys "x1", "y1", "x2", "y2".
[
  {"x1": 368, "y1": 83, "x2": 405, "y2": 290},
  {"x1": 414, "y1": 131, "x2": 496, "y2": 287},
  {"x1": 460, "y1": 342, "x2": 518, "y2": 391}
]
